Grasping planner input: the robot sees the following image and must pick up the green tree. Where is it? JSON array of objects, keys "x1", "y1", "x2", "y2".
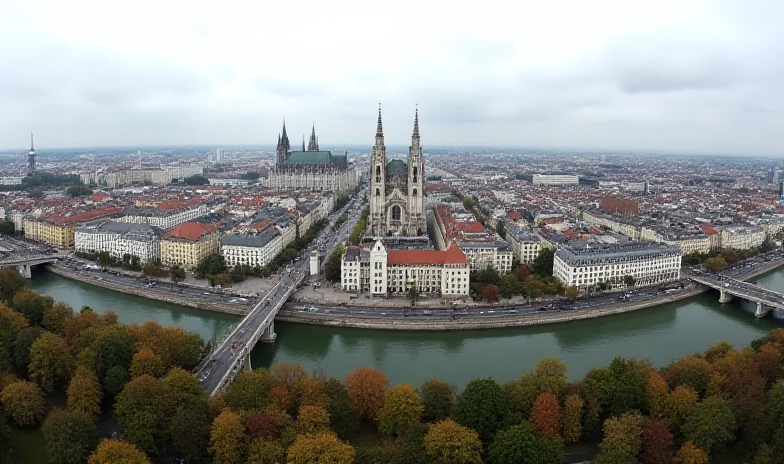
[
  {"x1": 163, "y1": 368, "x2": 211, "y2": 461},
  {"x1": 0, "y1": 380, "x2": 46, "y2": 426},
  {"x1": 325, "y1": 246, "x2": 346, "y2": 282},
  {"x1": 502, "y1": 375, "x2": 538, "y2": 424},
  {"x1": 681, "y1": 395, "x2": 737, "y2": 452},
  {"x1": 113, "y1": 375, "x2": 173, "y2": 457},
  {"x1": 88, "y1": 439, "x2": 151, "y2": 464},
  {"x1": 424, "y1": 418, "x2": 482, "y2": 464},
  {"x1": 92, "y1": 325, "x2": 135, "y2": 391},
  {"x1": 0, "y1": 268, "x2": 27, "y2": 304},
  {"x1": 420, "y1": 379, "x2": 457, "y2": 422},
  {"x1": 532, "y1": 248, "x2": 555, "y2": 276},
  {"x1": 66, "y1": 185, "x2": 94, "y2": 197},
  {"x1": 623, "y1": 274, "x2": 636, "y2": 288},
  {"x1": 224, "y1": 369, "x2": 275, "y2": 412},
  {"x1": 565, "y1": 285, "x2": 579, "y2": 300},
  {"x1": 532, "y1": 357, "x2": 568, "y2": 397},
  {"x1": 67, "y1": 366, "x2": 103, "y2": 421},
  {"x1": 0, "y1": 220, "x2": 14, "y2": 235},
  {"x1": 11, "y1": 326, "x2": 44, "y2": 378},
  {"x1": 29, "y1": 331, "x2": 73, "y2": 393},
  {"x1": 13, "y1": 290, "x2": 54, "y2": 326},
  {"x1": 594, "y1": 412, "x2": 647, "y2": 464},
  {"x1": 42, "y1": 302, "x2": 74, "y2": 335},
  {"x1": 456, "y1": 377, "x2": 509, "y2": 442},
  {"x1": 500, "y1": 274, "x2": 522, "y2": 301},
  {"x1": 247, "y1": 438, "x2": 285, "y2": 464},
  {"x1": 195, "y1": 253, "x2": 227, "y2": 278},
  {"x1": 209, "y1": 409, "x2": 247, "y2": 464},
  {"x1": 184, "y1": 174, "x2": 210, "y2": 185},
  {"x1": 323, "y1": 378, "x2": 359, "y2": 440},
  {"x1": 378, "y1": 384, "x2": 424, "y2": 437},
  {"x1": 42, "y1": 409, "x2": 97, "y2": 464},
  {"x1": 407, "y1": 281, "x2": 419, "y2": 306},
  {"x1": 489, "y1": 421, "x2": 564, "y2": 464},
  {"x1": 141, "y1": 261, "x2": 161, "y2": 277},
  {"x1": 702, "y1": 257, "x2": 728, "y2": 273},
  {"x1": 170, "y1": 265, "x2": 186, "y2": 284}
]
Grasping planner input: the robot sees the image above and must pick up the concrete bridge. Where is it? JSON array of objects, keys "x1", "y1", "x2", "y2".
[
  {"x1": 687, "y1": 271, "x2": 784, "y2": 317},
  {"x1": 0, "y1": 256, "x2": 58, "y2": 278}
]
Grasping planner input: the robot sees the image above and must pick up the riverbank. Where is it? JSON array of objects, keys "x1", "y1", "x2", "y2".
[{"x1": 46, "y1": 265, "x2": 249, "y2": 316}]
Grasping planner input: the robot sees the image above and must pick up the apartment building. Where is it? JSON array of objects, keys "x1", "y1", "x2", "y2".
[
  {"x1": 117, "y1": 204, "x2": 208, "y2": 230},
  {"x1": 160, "y1": 221, "x2": 221, "y2": 270},
  {"x1": 532, "y1": 174, "x2": 579, "y2": 186},
  {"x1": 720, "y1": 225, "x2": 765, "y2": 251},
  {"x1": 553, "y1": 241, "x2": 682, "y2": 290},
  {"x1": 24, "y1": 206, "x2": 123, "y2": 249},
  {"x1": 220, "y1": 231, "x2": 282, "y2": 268},
  {"x1": 505, "y1": 222, "x2": 542, "y2": 264},
  {"x1": 75, "y1": 221, "x2": 162, "y2": 263},
  {"x1": 341, "y1": 240, "x2": 470, "y2": 297}
]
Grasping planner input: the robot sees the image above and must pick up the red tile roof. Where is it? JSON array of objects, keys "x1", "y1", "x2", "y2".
[
  {"x1": 387, "y1": 243, "x2": 467, "y2": 265},
  {"x1": 700, "y1": 223, "x2": 718, "y2": 235},
  {"x1": 163, "y1": 221, "x2": 218, "y2": 241},
  {"x1": 47, "y1": 206, "x2": 123, "y2": 225},
  {"x1": 600, "y1": 195, "x2": 639, "y2": 216}
]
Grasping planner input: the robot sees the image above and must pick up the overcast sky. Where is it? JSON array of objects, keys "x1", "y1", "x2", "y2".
[{"x1": 1, "y1": 0, "x2": 782, "y2": 155}]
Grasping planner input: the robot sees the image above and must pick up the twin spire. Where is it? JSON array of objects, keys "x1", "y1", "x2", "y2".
[
  {"x1": 277, "y1": 120, "x2": 319, "y2": 152},
  {"x1": 375, "y1": 103, "x2": 420, "y2": 140}
]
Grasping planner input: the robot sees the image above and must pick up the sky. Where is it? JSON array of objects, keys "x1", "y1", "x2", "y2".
[{"x1": 1, "y1": 0, "x2": 782, "y2": 155}]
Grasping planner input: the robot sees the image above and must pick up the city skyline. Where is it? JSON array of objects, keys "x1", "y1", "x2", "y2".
[{"x1": 1, "y1": 0, "x2": 782, "y2": 155}]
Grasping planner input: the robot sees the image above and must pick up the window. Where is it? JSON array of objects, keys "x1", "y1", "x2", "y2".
[
  {"x1": 391, "y1": 205, "x2": 402, "y2": 221},
  {"x1": 376, "y1": 188, "x2": 380, "y2": 196},
  {"x1": 413, "y1": 188, "x2": 417, "y2": 196},
  {"x1": 413, "y1": 167, "x2": 418, "y2": 183}
]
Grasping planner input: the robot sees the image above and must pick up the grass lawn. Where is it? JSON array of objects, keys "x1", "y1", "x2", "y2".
[{"x1": 11, "y1": 427, "x2": 48, "y2": 464}]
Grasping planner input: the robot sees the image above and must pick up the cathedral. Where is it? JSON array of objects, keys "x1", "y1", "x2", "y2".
[
  {"x1": 266, "y1": 122, "x2": 357, "y2": 193},
  {"x1": 368, "y1": 105, "x2": 427, "y2": 237}
]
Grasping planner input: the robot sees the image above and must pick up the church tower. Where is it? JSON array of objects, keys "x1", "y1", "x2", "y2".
[
  {"x1": 368, "y1": 104, "x2": 387, "y2": 236},
  {"x1": 307, "y1": 123, "x2": 320, "y2": 151},
  {"x1": 407, "y1": 106, "x2": 425, "y2": 235},
  {"x1": 276, "y1": 120, "x2": 290, "y2": 166}
]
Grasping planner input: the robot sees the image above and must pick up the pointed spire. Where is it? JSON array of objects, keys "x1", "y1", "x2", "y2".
[
  {"x1": 412, "y1": 104, "x2": 420, "y2": 138},
  {"x1": 311, "y1": 121, "x2": 316, "y2": 140},
  {"x1": 376, "y1": 102, "x2": 384, "y2": 138},
  {"x1": 280, "y1": 119, "x2": 290, "y2": 150},
  {"x1": 302, "y1": 134, "x2": 306, "y2": 152},
  {"x1": 30, "y1": 131, "x2": 35, "y2": 152}
]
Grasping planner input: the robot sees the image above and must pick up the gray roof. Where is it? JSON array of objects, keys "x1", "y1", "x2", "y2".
[
  {"x1": 555, "y1": 241, "x2": 681, "y2": 267},
  {"x1": 506, "y1": 223, "x2": 540, "y2": 243},
  {"x1": 221, "y1": 230, "x2": 279, "y2": 248},
  {"x1": 76, "y1": 221, "x2": 162, "y2": 241}
]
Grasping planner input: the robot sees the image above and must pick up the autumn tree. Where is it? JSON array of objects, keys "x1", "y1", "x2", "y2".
[
  {"x1": 11, "y1": 326, "x2": 43, "y2": 378},
  {"x1": 345, "y1": 367, "x2": 389, "y2": 421},
  {"x1": 225, "y1": 369, "x2": 275, "y2": 412},
  {"x1": 163, "y1": 368, "x2": 212, "y2": 461},
  {"x1": 247, "y1": 438, "x2": 285, "y2": 464},
  {"x1": 244, "y1": 409, "x2": 283, "y2": 441},
  {"x1": 502, "y1": 375, "x2": 538, "y2": 424},
  {"x1": 114, "y1": 375, "x2": 173, "y2": 457},
  {"x1": 673, "y1": 442, "x2": 708, "y2": 464},
  {"x1": 489, "y1": 421, "x2": 564, "y2": 464},
  {"x1": 424, "y1": 418, "x2": 483, "y2": 464},
  {"x1": 0, "y1": 268, "x2": 27, "y2": 304},
  {"x1": 532, "y1": 357, "x2": 568, "y2": 397},
  {"x1": 42, "y1": 302, "x2": 74, "y2": 335},
  {"x1": 67, "y1": 366, "x2": 103, "y2": 421},
  {"x1": 12, "y1": 290, "x2": 53, "y2": 326},
  {"x1": 42, "y1": 409, "x2": 97, "y2": 464},
  {"x1": 88, "y1": 439, "x2": 151, "y2": 464},
  {"x1": 664, "y1": 356, "x2": 712, "y2": 397},
  {"x1": 298, "y1": 405, "x2": 331, "y2": 435},
  {"x1": 420, "y1": 379, "x2": 457, "y2": 422},
  {"x1": 287, "y1": 432, "x2": 355, "y2": 464},
  {"x1": 482, "y1": 284, "x2": 500, "y2": 303},
  {"x1": 531, "y1": 392, "x2": 560, "y2": 437},
  {"x1": 645, "y1": 371, "x2": 670, "y2": 420},
  {"x1": 129, "y1": 347, "x2": 166, "y2": 378},
  {"x1": 561, "y1": 394, "x2": 584, "y2": 443},
  {"x1": 210, "y1": 409, "x2": 247, "y2": 464},
  {"x1": 29, "y1": 331, "x2": 73, "y2": 392},
  {"x1": 0, "y1": 380, "x2": 46, "y2": 426},
  {"x1": 681, "y1": 395, "x2": 736, "y2": 452},
  {"x1": 378, "y1": 384, "x2": 424, "y2": 437},
  {"x1": 457, "y1": 377, "x2": 509, "y2": 442},
  {"x1": 594, "y1": 412, "x2": 647, "y2": 464},
  {"x1": 702, "y1": 256, "x2": 728, "y2": 273},
  {"x1": 322, "y1": 378, "x2": 358, "y2": 439},
  {"x1": 640, "y1": 419, "x2": 673, "y2": 464}
]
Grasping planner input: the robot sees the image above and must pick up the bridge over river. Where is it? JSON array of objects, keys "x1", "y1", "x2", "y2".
[{"x1": 686, "y1": 269, "x2": 784, "y2": 317}]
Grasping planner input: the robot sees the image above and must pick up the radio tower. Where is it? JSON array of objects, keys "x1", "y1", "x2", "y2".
[{"x1": 27, "y1": 131, "x2": 36, "y2": 176}]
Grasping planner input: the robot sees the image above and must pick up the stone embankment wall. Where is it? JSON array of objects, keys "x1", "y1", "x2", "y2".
[{"x1": 47, "y1": 265, "x2": 248, "y2": 316}]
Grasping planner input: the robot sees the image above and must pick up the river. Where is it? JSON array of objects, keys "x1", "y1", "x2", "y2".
[{"x1": 31, "y1": 268, "x2": 784, "y2": 389}]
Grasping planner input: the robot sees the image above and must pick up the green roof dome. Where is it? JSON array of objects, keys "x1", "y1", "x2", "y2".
[{"x1": 386, "y1": 159, "x2": 407, "y2": 174}]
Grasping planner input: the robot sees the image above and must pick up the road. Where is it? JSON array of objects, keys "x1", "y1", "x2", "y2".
[{"x1": 198, "y1": 189, "x2": 367, "y2": 394}]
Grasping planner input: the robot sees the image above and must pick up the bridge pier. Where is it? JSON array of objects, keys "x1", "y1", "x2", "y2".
[
  {"x1": 260, "y1": 321, "x2": 277, "y2": 343},
  {"x1": 756, "y1": 302, "x2": 771, "y2": 317},
  {"x1": 719, "y1": 289, "x2": 734, "y2": 304},
  {"x1": 17, "y1": 264, "x2": 31, "y2": 279},
  {"x1": 244, "y1": 351, "x2": 252, "y2": 372}
]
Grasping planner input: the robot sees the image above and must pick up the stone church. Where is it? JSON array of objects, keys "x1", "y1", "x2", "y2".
[{"x1": 367, "y1": 105, "x2": 427, "y2": 237}]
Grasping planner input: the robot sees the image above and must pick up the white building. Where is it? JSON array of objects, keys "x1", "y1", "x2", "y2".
[
  {"x1": 117, "y1": 205, "x2": 208, "y2": 230},
  {"x1": 164, "y1": 165, "x2": 204, "y2": 181},
  {"x1": 341, "y1": 240, "x2": 470, "y2": 297},
  {"x1": 215, "y1": 148, "x2": 224, "y2": 164},
  {"x1": 720, "y1": 225, "x2": 765, "y2": 251},
  {"x1": 75, "y1": 221, "x2": 162, "y2": 263},
  {"x1": 220, "y1": 231, "x2": 282, "y2": 268},
  {"x1": 459, "y1": 242, "x2": 514, "y2": 274},
  {"x1": 532, "y1": 174, "x2": 579, "y2": 186},
  {"x1": 0, "y1": 177, "x2": 23, "y2": 186},
  {"x1": 553, "y1": 242, "x2": 682, "y2": 290},
  {"x1": 505, "y1": 223, "x2": 542, "y2": 264}
]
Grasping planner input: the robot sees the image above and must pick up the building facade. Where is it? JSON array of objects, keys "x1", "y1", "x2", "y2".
[
  {"x1": 368, "y1": 106, "x2": 427, "y2": 237},
  {"x1": 720, "y1": 225, "x2": 766, "y2": 251},
  {"x1": 75, "y1": 221, "x2": 162, "y2": 263},
  {"x1": 341, "y1": 240, "x2": 470, "y2": 297},
  {"x1": 505, "y1": 223, "x2": 542, "y2": 264},
  {"x1": 553, "y1": 242, "x2": 682, "y2": 290},
  {"x1": 220, "y1": 231, "x2": 282, "y2": 268},
  {"x1": 160, "y1": 222, "x2": 221, "y2": 270},
  {"x1": 117, "y1": 205, "x2": 208, "y2": 230},
  {"x1": 532, "y1": 174, "x2": 579, "y2": 186},
  {"x1": 24, "y1": 219, "x2": 74, "y2": 248}
]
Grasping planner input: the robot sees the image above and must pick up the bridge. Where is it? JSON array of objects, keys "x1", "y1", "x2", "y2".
[
  {"x1": 687, "y1": 270, "x2": 784, "y2": 317},
  {"x1": 198, "y1": 191, "x2": 365, "y2": 397},
  {"x1": 0, "y1": 255, "x2": 58, "y2": 278}
]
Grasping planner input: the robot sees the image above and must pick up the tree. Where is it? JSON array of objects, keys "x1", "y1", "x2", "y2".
[
  {"x1": 225, "y1": 369, "x2": 275, "y2": 412},
  {"x1": 623, "y1": 274, "x2": 636, "y2": 288},
  {"x1": 664, "y1": 356, "x2": 712, "y2": 396},
  {"x1": 163, "y1": 368, "x2": 211, "y2": 461},
  {"x1": 345, "y1": 367, "x2": 389, "y2": 421},
  {"x1": 0, "y1": 268, "x2": 27, "y2": 304},
  {"x1": 287, "y1": 432, "x2": 355, "y2": 464},
  {"x1": 170, "y1": 265, "x2": 186, "y2": 284},
  {"x1": 67, "y1": 366, "x2": 103, "y2": 421},
  {"x1": 42, "y1": 409, "x2": 97, "y2": 464},
  {"x1": 325, "y1": 246, "x2": 346, "y2": 282},
  {"x1": 88, "y1": 439, "x2": 151, "y2": 464},
  {"x1": 531, "y1": 392, "x2": 560, "y2": 437},
  {"x1": 532, "y1": 357, "x2": 568, "y2": 397},
  {"x1": 113, "y1": 375, "x2": 173, "y2": 457},
  {"x1": 184, "y1": 174, "x2": 210, "y2": 185},
  {"x1": 103, "y1": 365, "x2": 129, "y2": 397},
  {"x1": 11, "y1": 326, "x2": 43, "y2": 378},
  {"x1": 420, "y1": 379, "x2": 457, "y2": 422},
  {"x1": 210, "y1": 409, "x2": 246, "y2": 464},
  {"x1": 42, "y1": 302, "x2": 74, "y2": 335},
  {"x1": 0, "y1": 220, "x2": 14, "y2": 236},
  {"x1": 378, "y1": 383, "x2": 424, "y2": 437},
  {"x1": 500, "y1": 274, "x2": 522, "y2": 301},
  {"x1": 666, "y1": 385, "x2": 699, "y2": 434},
  {"x1": 673, "y1": 442, "x2": 708, "y2": 464},
  {"x1": 323, "y1": 378, "x2": 359, "y2": 440},
  {"x1": 562, "y1": 394, "x2": 584, "y2": 444},
  {"x1": 640, "y1": 419, "x2": 673, "y2": 464},
  {"x1": 565, "y1": 285, "x2": 579, "y2": 300},
  {"x1": 407, "y1": 281, "x2": 419, "y2": 306},
  {"x1": 66, "y1": 185, "x2": 93, "y2": 197},
  {"x1": 645, "y1": 371, "x2": 670, "y2": 420},
  {"x1": 532, "y1": 248, "x2": 555, "y2": 276},
  {"x1": 215, "y1": 273, "x2": 232, "y2": 287},
  {"x1": 13, "y1": 290, "x2": 54, "y2": 326},
  {"x1": 482, "y1": 284, "x2": 500, "y2": 303},
  {"x1": 0, "y1": 380, "x2": 46, "y2": 426},
  {"x1": 129, "y1": 347, "x2": 166, "y2": 378},
  {"x1": 594, "y1": 412, "x2": 647, "y2": 464},
  {"x1": 424, "y1": 418, "x2": 483, "y2": 464},
  {"x1": 247, "y1": 438, "x2": 285, "y2": 464},
  {"x1": 29, "y1": 331, "x2": 73, "y2": 393},
  {"x1": 298, "y1": 405, "x2": 331, "y2": 435},
  {"x1": 456, "y1": 377, "x2": 508, "y2": 442},
  {"x1": 489, "y1": 421, "x2": 564, "y2": 464},
  {"x1": 141, "y1": 261, "x2": 161, "y2": 277},
  {"x1": 702, "y1": 257, "x2": 728, "y2": 273},
  {"x1": 244, "y1": 409, "x2": 283, "y2": 441},
  {"x1": 681, "y1": 395, "x2": 736, "y2": 452}
]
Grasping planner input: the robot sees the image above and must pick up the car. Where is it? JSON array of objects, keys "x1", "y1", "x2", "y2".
[{"x1": 199, "y1": 369, "x2": 211, "y2": 382}]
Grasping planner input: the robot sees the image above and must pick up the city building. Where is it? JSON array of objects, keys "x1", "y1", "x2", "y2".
[
  {"x1": 368, "y1": 106, "x2": 427, "y2": 237},
  {"x1": 117, "y1": 203, "x2": 208, "y2": 230},
  {"x1": 267, "y1": 122, "x2": 357, "y2": 193},
  {"x1": 553, "y1": 242, "x2": 682, "y2": 290},
  {"x1": 24, "y1": 207, "x2": 123, "y2": 249},
  {"x1": 0, "y1": 177, "x2": 23, "y2": 186},
  {"x1": 215, "y1": 148, "x2": 224, "y2": 164},
  {"x1": 160, "y1": 221, "x2": 221, "y2": 270},
  {"x1": 220, "y1": 231, "x2": 282, "y2": 268},
  {"x1": 505, "y1": 222, "x2": 542, "y2": 264},
  {"x1": 341, "y1": 240, "x2": 470, "y2": 297},
  {"x1": 532, "y1": 174, "x2": 579, "y2": 186},
  {"x1": 432, "y1": 205, "x2": 513, "y2": 273},
  {"x1": 75, "y1": 221, "x2": 162, "y2": 263},
  {"x1": 720, "y1": 225, "x2": 765, "y2": 251}
]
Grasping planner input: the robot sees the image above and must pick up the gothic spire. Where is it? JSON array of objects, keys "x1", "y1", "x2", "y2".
[
  {"x1": 280, "y1": 119, "x2": 290, "y2": 150},
  {"x1": 302, "y1": 134, "x2": 306, "y2": 152},
  {"x1": 376, "y1": 102, "x2": 384, "y2": 138},
  {"x1": 308, "y1": 121, "x2": 319, "y2": 151},
  {"x1": 412, "y1": 104, "x2": 420, "y2": 139},
  {"x1": 30, "y1": 131, "x2": 35, "y2": 152}
]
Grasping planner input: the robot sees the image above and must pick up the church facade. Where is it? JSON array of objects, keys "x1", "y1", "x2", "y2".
[
  {"x1": 267, "y1": 122, "x2": 357, "y2": 193},
  {"x1": 367, "y1": 106, "x2": 427, "y2": 237}
]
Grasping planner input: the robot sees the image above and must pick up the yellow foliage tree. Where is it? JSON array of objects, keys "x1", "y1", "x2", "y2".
[
  {"x1": 344, "y1": 367, "x2": 389, "y2": 421},
  {"x1": 297, "y1": 405, "x2": 331, "y2": 435},
  {"x1": 209, "y1": 409, "x2": 246, "y2": 464},
  {"x1": 129, "y1": 347, "x2": 166, "y2": 379},
  {"x1": 424, "y1": 418, "x2": 483, "y2": 464},
  {"x1": 88, "y1": 439, "x2": 151, "y2": 464},
  {"x1": 561, "y1": 394, "x2": 584, "y2": 444},
  {"x1": 377, "y1": 384, "x2": 424, "y2": 437},
  {"x1": 674, "y1": 441, "x2": 709, "y2": 464},
  {"x1": 287, "y1": 432, "x2": 355, "y2": 464},
  {"x1": 67, "y1": 366, "x2": 103, "y2": 421}
]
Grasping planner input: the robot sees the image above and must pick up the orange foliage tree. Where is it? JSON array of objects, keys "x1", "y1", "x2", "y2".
[
  {"x1": 344, "y1": 367, "x2": 389, "y2": 421},
  {"x1": 531, "y1": 392, "x2": 560, "y2": 437},
  {"x1": 561, "y1": 394, "x2": 584, "y2": 444}
]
